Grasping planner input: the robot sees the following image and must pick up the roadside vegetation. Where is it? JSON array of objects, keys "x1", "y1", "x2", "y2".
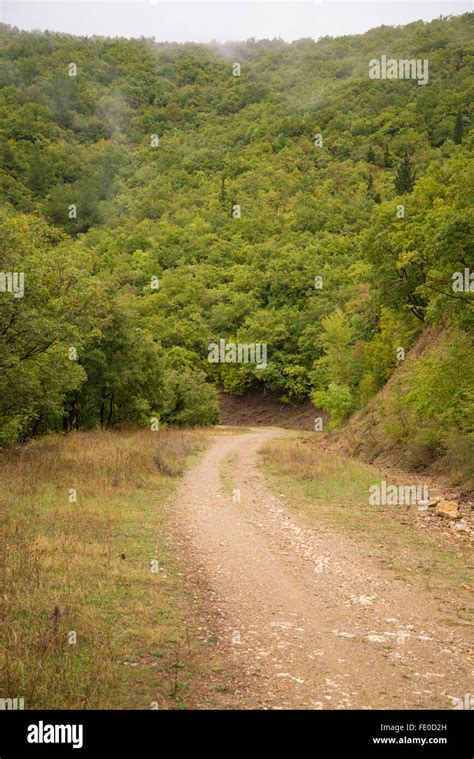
[{"x1": 0, "y1": 428, "x2": 211, "y2": 709}]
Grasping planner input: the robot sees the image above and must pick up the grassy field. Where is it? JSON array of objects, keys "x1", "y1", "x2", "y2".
[
  {"x1": 259, "y1": 434, "x2": 473, "y2": 614},
  {"x1": 0, "y1": 428, "x2": 209, "y2": 709}
]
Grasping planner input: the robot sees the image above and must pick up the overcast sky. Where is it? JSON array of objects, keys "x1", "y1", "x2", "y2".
[{"x1": 1, "y1": 1, "x2": 470, "y2": 42}]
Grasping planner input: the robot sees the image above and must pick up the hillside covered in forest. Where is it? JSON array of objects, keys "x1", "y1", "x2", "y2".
[{"x1": 0, "y1": 15, "x2": 472, "y2": 479}]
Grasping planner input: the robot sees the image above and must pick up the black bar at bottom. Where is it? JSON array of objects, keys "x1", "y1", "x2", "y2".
[{"x1": 0, "y1": 710, "x2": 471, "y2": 757}]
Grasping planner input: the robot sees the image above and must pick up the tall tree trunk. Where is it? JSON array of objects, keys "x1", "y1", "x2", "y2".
[
  {"x1": 100, "y1": 388, "x2": 106, "y2": 428},
  {"x1": 106, "y1": 391, "x2": 115, "y2": 429}
]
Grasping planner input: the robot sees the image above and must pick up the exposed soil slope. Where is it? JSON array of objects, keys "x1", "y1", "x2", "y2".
[{"x1": 218, "y1": 390, "x2": 320, "y2": 431}]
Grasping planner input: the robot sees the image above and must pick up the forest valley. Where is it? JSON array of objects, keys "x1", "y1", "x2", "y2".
[{"x1": 0, "y1": 14, "x2": 472, "y2": 484}]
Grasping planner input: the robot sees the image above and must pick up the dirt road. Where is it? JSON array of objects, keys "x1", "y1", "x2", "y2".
[{"x1": 175, "y1": 429, "x2": 472, "y2": 709}]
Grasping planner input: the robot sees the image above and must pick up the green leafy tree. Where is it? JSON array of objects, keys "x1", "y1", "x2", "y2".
[
  {"x1": 394, "y1": 150, "x2": 416, "y2": 194},
  {"x1": 311, "y1": 383, "x2": 355, "y2": 428},
  {"x1": 453, "y1": 109, "x2": 464, "y2": 144}
]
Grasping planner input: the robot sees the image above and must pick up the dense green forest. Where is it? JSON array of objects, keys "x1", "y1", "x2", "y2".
[{"x1": 0, "y1": 16, "x2": 472, "y2": 470}]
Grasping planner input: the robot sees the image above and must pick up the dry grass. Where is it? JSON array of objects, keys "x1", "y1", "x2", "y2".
[
  {"x1": 260, "y1": 436, "x2": 473, "y2": 609},
  {"x1": 219, "y1": 453, "x2": 239, "y2": 496},
  {"x1": 0, "y1": 428, "x2": 207, "y2": 709}
]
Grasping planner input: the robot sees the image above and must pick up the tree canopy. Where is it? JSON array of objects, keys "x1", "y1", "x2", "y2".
[{"x1": 0, "y1": 15, "x2": 472, "y2": 447}]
